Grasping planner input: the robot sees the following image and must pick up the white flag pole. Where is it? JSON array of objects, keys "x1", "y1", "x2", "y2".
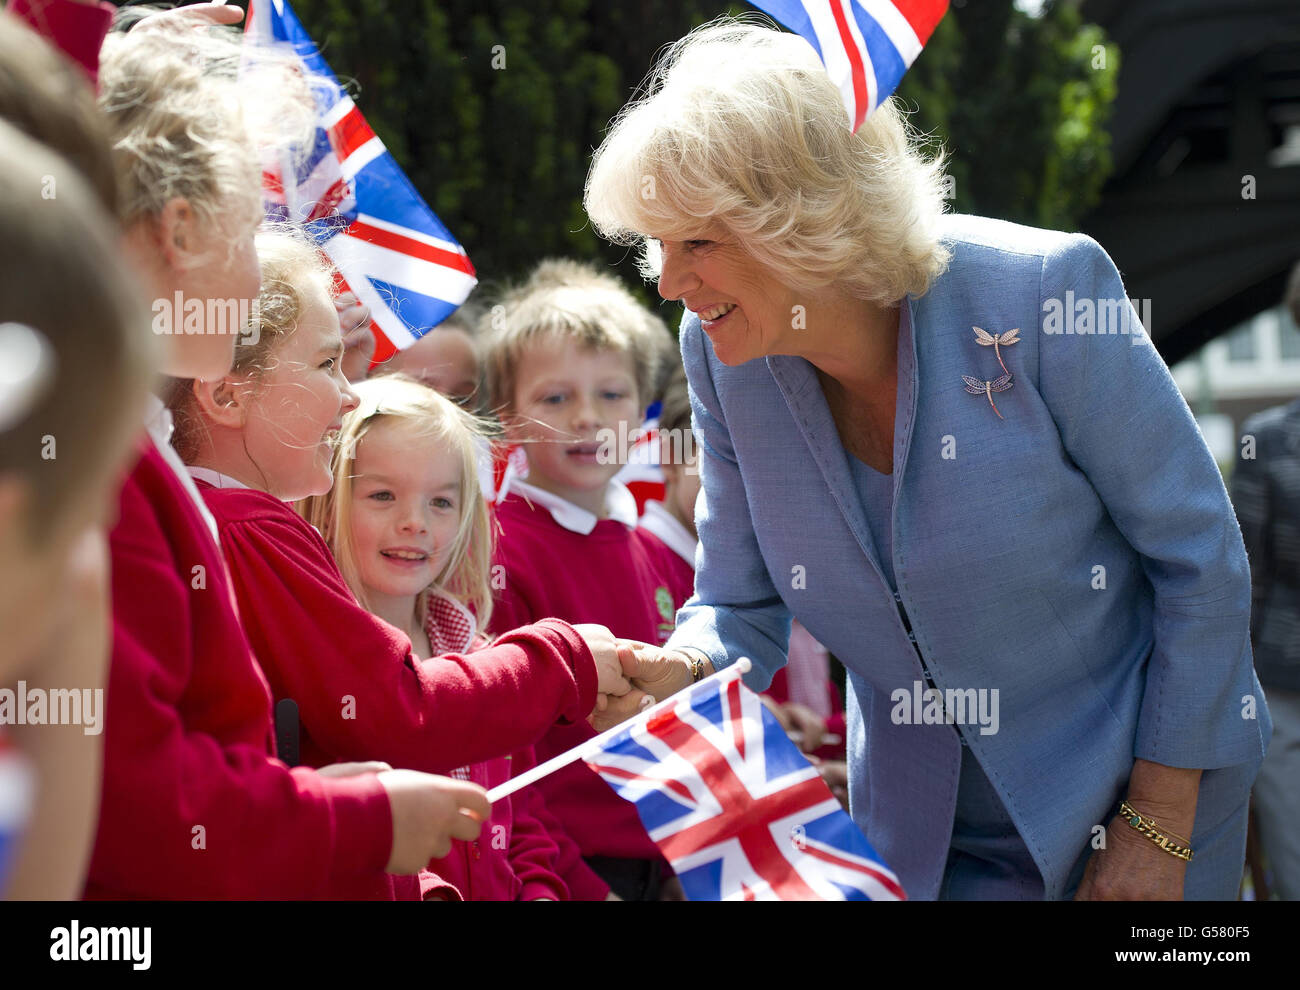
[{"x1": 486, "y1": 657, "x2": 752, "y2": 805}]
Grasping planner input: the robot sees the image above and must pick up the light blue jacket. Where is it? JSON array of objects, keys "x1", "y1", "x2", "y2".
[{"x1": 667, "y1": 214, "x2": 1271, "y2": 900}]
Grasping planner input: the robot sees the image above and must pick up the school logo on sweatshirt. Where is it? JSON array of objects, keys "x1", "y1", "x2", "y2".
[{"x1": 655, "y1": 586, "x2": 675, "y2": 644}]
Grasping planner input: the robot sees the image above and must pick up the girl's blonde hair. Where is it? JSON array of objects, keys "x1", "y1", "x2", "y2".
[
  {"x1": 166, "y1": 227, "x2": 335, "y2": 465},
  {"x1": 584, "y1": 18, "x2": 951, "y2": 304},
  {"x1": 300, "y1": 374, "x2": 497, "y2": 631},
  {"x1": 98, "y1": 18, "x2": 315, "y2": 243}
]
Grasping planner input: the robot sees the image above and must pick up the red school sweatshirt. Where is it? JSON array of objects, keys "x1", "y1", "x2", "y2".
[
  {"x1": 429, "y1": 755, "x2": 568, "y2": 901},
  {"x1": 85, "y1": 441, "x2": 397, "y2": 899},
  {"x1": 10, "y1": 0, "x2": 114, "y2": 87},
  {"x1": 196, "y1": 483, "x2": 599, "y2": 776},
  {"x1": 490, "y1": 491, "x2": 682, "y2": 889}
]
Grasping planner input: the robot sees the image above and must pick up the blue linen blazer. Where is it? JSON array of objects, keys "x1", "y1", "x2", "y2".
[{"x1": 667, "y1": 214, "x2": 1272, "y2": 900}]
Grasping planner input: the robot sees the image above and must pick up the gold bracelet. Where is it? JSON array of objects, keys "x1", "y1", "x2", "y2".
[
  {"x1": 1118, "y1": 800, "x2": 1194, "y2": 861},
  {"x1": 679, "y1": 647, "x2": 708, "y2": 683}
]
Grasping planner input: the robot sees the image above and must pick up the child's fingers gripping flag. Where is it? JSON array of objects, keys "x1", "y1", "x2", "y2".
[
  {"x1": 750, "y1": 0, "x2": 949, "y2": 132},
  {"x1": 586, "y1": 664, "x2": 904, "y2": 901},
  {"x1": 243, "y1": 0, "x2": 476, "y2": 364}
]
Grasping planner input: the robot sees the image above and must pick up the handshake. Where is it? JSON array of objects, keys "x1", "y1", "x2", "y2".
[
  {"x1": 574, "y1": 624, "x2": 710, "y2": 733},
  {"x1": 324, "y1": 626, "x2": 707, "y2": 878}
]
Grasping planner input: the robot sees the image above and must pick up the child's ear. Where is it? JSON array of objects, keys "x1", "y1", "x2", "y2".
[
  {"x1": 191, "y1": 377, "x2": 245, "y2": 429},
  {"x1": 156, "y1": 196, "x2": 199, "y2": 271}
]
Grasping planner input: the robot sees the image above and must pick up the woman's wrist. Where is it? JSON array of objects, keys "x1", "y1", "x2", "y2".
[
  {"x1": 675, "y1": 646, "x2": 717, "y2": 682},
  {"x1": 1125, "y1": 758, "x2": 1201, "y2": 835}
]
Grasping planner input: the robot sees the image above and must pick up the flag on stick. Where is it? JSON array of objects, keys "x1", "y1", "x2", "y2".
[
  {"x1": 749, "y1": 0, "x2": 949, "y2": 131},
  {"x1": 243, "y1": 0, "x2": 476, "y2": 362},
  {"x1": 490, "y1": 659, "x2": 904, "y2": 901}
]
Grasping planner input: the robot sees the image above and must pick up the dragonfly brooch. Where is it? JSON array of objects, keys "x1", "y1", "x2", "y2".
[
  {"x1": 973, "y1": 326, "x2": 1020, "y2": 377},
  {"x1": 962, "y1": 372, "x2": 1014, "y2": 419}
]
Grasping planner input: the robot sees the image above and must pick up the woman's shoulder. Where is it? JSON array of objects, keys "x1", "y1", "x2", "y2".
[{"x1": 937, "y1": 213, "x2": 1094, "y2": 263}]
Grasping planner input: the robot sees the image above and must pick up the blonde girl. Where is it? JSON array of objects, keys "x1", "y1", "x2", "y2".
[{"x1": 302, "y1": 374, "x2": 575, "y2": 900}]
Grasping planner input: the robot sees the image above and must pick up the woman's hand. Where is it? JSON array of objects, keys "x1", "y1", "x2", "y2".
[
  {"x1": 1075, "y1": 758, "x2": 1200, "y2": 900},
  {"x1": 615, "y1": 640, "x2": 703, "y2": 701},
  {"x1": 1074, "y1": 815, "x2": 1189, "y2": 900}
]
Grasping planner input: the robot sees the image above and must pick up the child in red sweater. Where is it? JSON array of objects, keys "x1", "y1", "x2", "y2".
[
  {"x1": 86, "y1": 25, "x2": 490, "y2": 899},
  {"x1": 166, "y1": 233, "x2": 643, "y2": 897},
  {"x1": 302, "y1": 373, "x2": 578, "y2": 899},
  {"x1": 483, "y1": 259, "x2": 688, "y2": 900}
]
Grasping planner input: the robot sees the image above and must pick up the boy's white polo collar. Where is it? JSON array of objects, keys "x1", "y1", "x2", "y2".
[
  {"x1": 638, "y1": 500, "x2": 698, "y2": 567},
  {"x1": 508, "y1": 478, "x2": 639, "y2": 535}
]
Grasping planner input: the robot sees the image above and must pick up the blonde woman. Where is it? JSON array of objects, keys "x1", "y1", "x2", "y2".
[{"x1": 595, "y1": 20, "x2": 1268, "y2": 901}]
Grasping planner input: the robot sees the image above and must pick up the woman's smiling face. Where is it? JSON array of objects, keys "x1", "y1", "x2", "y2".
[{"x1": 652, "y1": 228, "x2": 800, "y2": 366}]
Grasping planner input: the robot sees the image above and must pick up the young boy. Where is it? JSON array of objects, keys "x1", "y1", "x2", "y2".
[{"x1": 484, "y1": 260, "x2": 685, "y2": 900}]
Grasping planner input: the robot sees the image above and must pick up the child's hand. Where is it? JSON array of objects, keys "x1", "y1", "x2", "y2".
[
  {"x1": 809, "y1": 757, "x2": 850, "y2": 809},
  {"x1": 376, "y1": 769, "x2": 490, "y2": 873},
  {"x1": 588, "y1": 688, "x2": 653, "y2": 733},
  {"x1": 571, "y1": 623, "x2": 633, "y2": 698},
  {"x1": 135, "y1": 3, "x2": 246, "y2": 30},
  {"x1": 779, "y1": 701, "x2": 826, "y2": 753},
  {"x1": 316, "y1": 761, "x2": 393, "y2": 778},
  {"x1": 335, "y1": 291, "x2": 376, "y2": 383}
]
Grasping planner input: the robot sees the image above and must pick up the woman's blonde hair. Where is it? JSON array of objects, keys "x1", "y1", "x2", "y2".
[
  {"x1": 299, "y1": 374, "x2": 497, "y2": 631},
  {"x1": 166, "y1": 227, "x2": 335, "y2": 465},
  {"x1": 585, "y1": 18, "x2": 951, "y2": 304}
]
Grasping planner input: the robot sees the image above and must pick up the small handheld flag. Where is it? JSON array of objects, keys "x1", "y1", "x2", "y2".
[
  {"x1": 490, "y1": 659, "x2": 904, "y2": 901},
  {"x1": 749, "y1": 0, "x2": 949, "y2": 131},
  {"x1": 243, "y1": 0, "x2": 476, "y2": 362}
]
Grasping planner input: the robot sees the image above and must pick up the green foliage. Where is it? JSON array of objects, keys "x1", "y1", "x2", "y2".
[
  {"x1": 897, "y1": 0, "x2": 1118, "y2": 231},
  {"x1": 292, "y1": 0, "x2": 727, "y2": 297},
  {"x1": 288, "y1": 0, "x2": 1116, "y2": 298}
]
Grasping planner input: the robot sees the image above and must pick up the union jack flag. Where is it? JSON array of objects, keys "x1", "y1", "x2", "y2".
[
  {"x1": 244, "y1": 0, "x2": 476, "y2": 362},
  {"x1": 750, "y1": 0, "x2": 949, "y2": 131},
  {"x1": 585, "y1": 672, "x2": 904, "y2": 900}
]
